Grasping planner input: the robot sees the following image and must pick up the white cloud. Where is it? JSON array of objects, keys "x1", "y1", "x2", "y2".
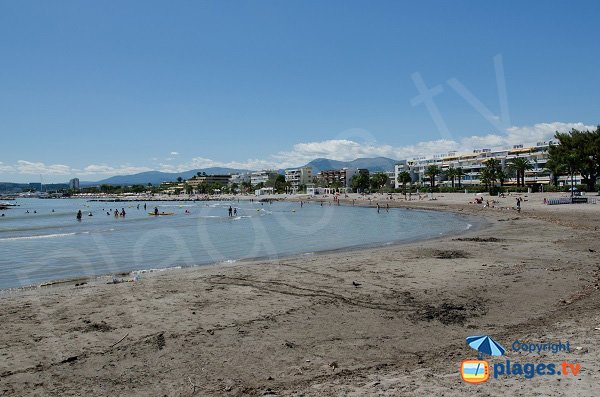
[
  {"x1": 16, "y1": 160, "x2": 71, "y2": 175},
  {"x1": 2, "y1": 122, "x2": 595, "y2": 181},
  {"x1": 80, "y1": 164, "x2": 153, "y2": 176},
  {"x1": 170, "y1": 151, "x2": 179, "y2": 156},
  {"x1": 0, "y1": 162, "x2": 15, "y2": 172},
  {"x1": 160, "y1": 121, "x2": 595, "y2": 170}
]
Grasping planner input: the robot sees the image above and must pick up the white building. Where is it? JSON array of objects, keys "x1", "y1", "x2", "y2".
[
  {"x1": 229, "y1": 173, "x2": 251, "y2": 186},
  {"x1": 394, "y1": 141, "x2": 582, "y2": 188},
  {"x1": 251, "y1": 170, "x2": 278, "y2": 186},
  {"x1": 284, "y1": 167, "x2": 313, "y2": 193}
]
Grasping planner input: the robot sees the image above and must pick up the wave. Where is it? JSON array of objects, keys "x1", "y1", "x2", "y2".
[{"x1": 0, "y1": 232, "x2": 79, "y2": 241}]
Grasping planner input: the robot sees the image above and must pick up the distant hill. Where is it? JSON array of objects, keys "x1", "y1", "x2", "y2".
[
  {"x1": 88, "y1": 167, "x2": 251, "y2": 186},
  {"x1": 302, "y1": 157, "x2": 399, "y2": 173}
]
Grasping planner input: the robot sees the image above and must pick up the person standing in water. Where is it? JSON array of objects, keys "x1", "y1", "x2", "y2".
[
  {"x1": 228, "y1": 206, "x2": 233, "y2": 217},
  {"x1": 233, "y1": 207, "x2": 237, "y2": 216},
  {"x1": 76, "y1": 210, "x2": 82, "y2": 221},
  {"x1": 154, "y1": 207, "x2": 159, "y2": 215},
  {"x1": 120, "y1": 208, "x2": 126, "y2": 217}
]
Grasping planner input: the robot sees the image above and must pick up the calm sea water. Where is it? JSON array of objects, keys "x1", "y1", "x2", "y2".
[{"x1": 0, "y1": 198, "x2": 475, "y2": 289}]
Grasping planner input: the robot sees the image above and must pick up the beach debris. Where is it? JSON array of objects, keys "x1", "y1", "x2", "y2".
[
  {"x1": 454, "y1": 237, "x2": 503, "y2": 243},
  {"x1": 61, "y1": 356, "x2": 78, "y2": 364},
  {"x1": 329, "y1": 361, "x2": 339, "y2": 370},
  {"x1": 589, "y1": 248, "x2": 596, "y2": 253},
  {"x1": 284, "y1": 341, "x2": 297, "y2": 348},
  {"x1": 74, "y1": 282, "x2": 87, "y2": 287},
  {"x1": 434, "y1": 250, "x2": 469, "y2": 259},
  {"x1": 207, "y1": 329, "x2": 214, "y2": 335},
  {"x1": 352, "y1": 281, "x2": 362, "y2": 287},
  {"x1": 188, "y1": 377, "x2": 197, "y2": 395},
  {"x1": 155, "y1": 333, "x2": 166, "y2": 350},
  {"x1": 414, "y1": 302, "x2": 485, "y2": 325},
  {"x1": 109, "y1": 333, "x2": 129, "y2": 349}
]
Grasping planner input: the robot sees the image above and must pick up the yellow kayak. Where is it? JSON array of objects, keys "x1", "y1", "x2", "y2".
[{"x1": 148, "y1": 212, "x2": 175, "y2": 216}]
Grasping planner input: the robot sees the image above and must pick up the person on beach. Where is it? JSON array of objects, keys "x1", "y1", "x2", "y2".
[
  {"x1": 516, "y1": 198, "x2": 521, "y2": 212},
  {"x1": 377, "y1": 203, "x2": 380, "y2": 213},
  {"x1": 76, "y1": 210, "x2": 82, "y2": 221},
  {"x1": 386, "y1": 203, "x2": 389, "y2": 212}
]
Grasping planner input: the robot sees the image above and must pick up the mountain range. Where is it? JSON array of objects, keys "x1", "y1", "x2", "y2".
[
  {"x1": 83, "y1": 157, "x2": 399, "y2": 186},
  {"x1": 1, "y1": 157, "x2": 400, "y2": 189}
]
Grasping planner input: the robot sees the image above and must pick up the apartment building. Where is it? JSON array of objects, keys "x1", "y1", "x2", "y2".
[
  {"x1": 284, "y1": 167, "x2": 313, "y2": 193},
  {"x1": 394, "y1": 141, "x2": 582, "y2": 188}
]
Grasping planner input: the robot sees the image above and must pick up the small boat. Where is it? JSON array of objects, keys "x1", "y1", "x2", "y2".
[{"x1": 148, "y1": 212, "x2": 175, "y2": 216}]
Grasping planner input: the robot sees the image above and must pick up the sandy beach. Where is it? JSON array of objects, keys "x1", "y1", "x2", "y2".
[{"x1": 1, "y1": 192, "x2": 599, "y2": 396}]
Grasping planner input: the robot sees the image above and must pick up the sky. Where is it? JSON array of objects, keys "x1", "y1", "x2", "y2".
[{"x1": 0, "y1": 0, "x2": 599, "y2": 183}]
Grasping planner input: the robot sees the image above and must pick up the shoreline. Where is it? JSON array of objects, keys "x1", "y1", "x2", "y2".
[
  {"x1": 1, "y1": 193, "x2": 598, "y2": 396},
  {"x1": 0, "y1": 206, "x2": 485, "y2": 294}
]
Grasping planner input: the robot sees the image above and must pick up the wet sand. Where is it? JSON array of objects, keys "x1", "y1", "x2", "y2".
[{"x1": 0, "y1": 193, "x2": 599, "y2": 396}]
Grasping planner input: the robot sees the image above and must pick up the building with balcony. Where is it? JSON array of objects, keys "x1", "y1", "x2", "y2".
[
  {"x1": 394, "y1": 141, "x2": 581, "y2": 189},
  {"x1": 250, "y1": 170, "x2": 279, "y2": 186},
  {"x1": 284, "y1": 167, "x2": 313, "y2": 193}
]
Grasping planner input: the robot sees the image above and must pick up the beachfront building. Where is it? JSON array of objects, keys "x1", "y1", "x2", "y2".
[
  {"x1": 255, "y1": 187, "x2": 274, "y2": 196},
  {"x1": 284, "y1": 167, "x2": 313, "y2": 193},
  {"x1": 316, "y1": 168, "x2": 359, "y2": 191},
  {"x1": 69, "y1": 178, "x2": 80, "y2": 190},
  {"x1": 394, "y1": 141, "x2": 583, "y2": 189},
  {"x1": 229, "y1": 173, "x2": 251, "y2": 186},
  {"x1": 186, "y1": 174, "x2": 232, "y2": 190},
  {"x1": 251, "y1": 170, "x2": 278, "y2": 186}
]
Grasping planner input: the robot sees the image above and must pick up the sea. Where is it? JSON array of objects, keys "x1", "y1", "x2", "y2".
[{"x1": 0, "y1": 198, "x2": 476, "y2": 290}]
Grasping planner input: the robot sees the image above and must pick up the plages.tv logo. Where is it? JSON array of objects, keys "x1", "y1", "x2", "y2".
[
  {"x1": 460, "y1": 335, "x2": 505, "y2": 384},
  {"x1": 461, "y1": 335, "x2": 582, "y2": 384}
]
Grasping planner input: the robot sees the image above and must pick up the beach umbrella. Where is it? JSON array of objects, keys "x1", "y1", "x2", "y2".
[{"x1": 466, "y1": 335, "x2": 506, "y2": 357}]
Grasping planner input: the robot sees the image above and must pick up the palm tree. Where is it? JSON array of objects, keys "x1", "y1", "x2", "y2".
[
  {"x1": 455, "y1": 167, "x2": 465, "y2": 188},
  {"x1": 481, "y1": 158, "x2": 502, "y2": 194},
  {"x1": 545, "y1": 158, "x2": 565, "y2": 186},
  {"x1": 425, "y1": 165, "x2": 440, "y2": 189},
  {"x1": 397, "y1": 171, "x2": 412, "y2": 194},
  {"x1": 507, "y1": 158, "x2": 533, "y2": 187},
  {"x1": 445, "y1": 167, "x2": 457, "y2": 188}
]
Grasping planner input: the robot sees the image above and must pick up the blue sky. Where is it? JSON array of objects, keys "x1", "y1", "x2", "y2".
[{"x1": 1, "y1": 0, "x2": 598, "y2": 182}]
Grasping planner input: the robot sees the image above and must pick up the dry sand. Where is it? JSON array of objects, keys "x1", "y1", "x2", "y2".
[{"x1": 0, "y1": 192, "x2": 599, "y2": 396}]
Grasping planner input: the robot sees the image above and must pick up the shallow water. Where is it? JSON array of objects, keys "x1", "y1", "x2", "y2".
[{"x1": 0, "y1": 198, "x2": 475, "y2": 289}]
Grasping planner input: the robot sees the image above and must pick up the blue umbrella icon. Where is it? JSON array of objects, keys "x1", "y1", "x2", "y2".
[{"x1": 466, "y1": 335, "x2": 506, "y2": 357}]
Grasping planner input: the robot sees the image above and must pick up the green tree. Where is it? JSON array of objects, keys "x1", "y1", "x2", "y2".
[
  {"x1": 177, "y1": 176, "x2": 183, "y2": 183},
  {"x1": 370, "y1": 172, "x2": 389, "y2": 192},
  {"x1": 445, "y1": 167, "x2": 457, "y2": 188},
  {"x1": 480, "y1": 158, "x2": 503, "y2": 194},
  {"x1": 351, "y1": 173, "x2": 370, "y2": 193},
  {"x1": 549, "y1": 127, "x2": 600, "y2": 191},
  {"x1": 397, "y1": 171, "x2": 412, "y2": 194},
  {"x1": 507, "y1": 157, "x2": 533, "y2": 187},
  {"x1": 425, "y1": 165, "x2": 440, "y2": 189}
]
